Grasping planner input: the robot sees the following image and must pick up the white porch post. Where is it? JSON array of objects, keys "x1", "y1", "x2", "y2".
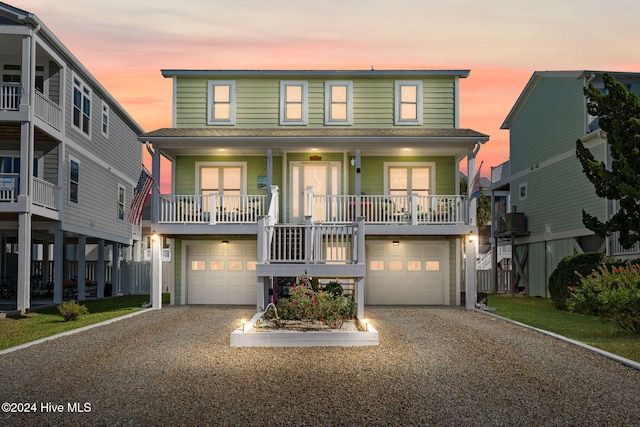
[
  {"x1": 151, "y1": 234, "x2": 163, "y2": 309},
  {"x1": 356, "y1": 216, "x2": 365, "y2": 320},
  {"x1": 97, "y1": 239, "x2": 105, "y2": 298},
  {"x1": 17, "y1": 120, "x2": 33, "y2": 313},
  {"x1": 110, "y1": 243, "x2": 119, "y2": 297},
  {"x1": 465, "y1": 146, "x2": 479, "y2": 310},
  {"x1": 77, "y1": 236, "x2": 86, "y2": 300},
  {"x1": 53, "y1": 229, "x2": 63, "y2": 304}
]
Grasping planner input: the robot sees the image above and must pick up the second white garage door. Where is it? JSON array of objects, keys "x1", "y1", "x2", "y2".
[
  {"x1": 186, "y1": 241, "x2": 257, "y2": 304},
  {"x1": 365, "y1": 240, "x2": 450, "y2": 305}
]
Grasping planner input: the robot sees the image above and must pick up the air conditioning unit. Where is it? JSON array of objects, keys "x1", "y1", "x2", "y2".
[{"x1": 499, "y1": 212, "x2": 526, "y2": 233}]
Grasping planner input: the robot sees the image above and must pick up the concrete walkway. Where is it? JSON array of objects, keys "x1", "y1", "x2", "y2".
[{"x1": 1, "y1": 306, "x2": 639, "y2": 426}]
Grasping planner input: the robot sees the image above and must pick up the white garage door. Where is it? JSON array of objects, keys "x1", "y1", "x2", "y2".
[
  {"x1": 366, "y1": 240, "x2": 449, "y2": 305},
  {"x1": 186, "y1": 241, "x2": 257, "y2": 304}
]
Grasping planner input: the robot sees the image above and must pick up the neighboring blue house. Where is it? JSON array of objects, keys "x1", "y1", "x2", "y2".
[{"x1": 499, "y1": 70, "x2": 640, "y2": 297}]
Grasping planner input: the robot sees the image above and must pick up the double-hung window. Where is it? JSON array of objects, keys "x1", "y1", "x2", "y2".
[
  {"x1": 207, "y1": 80, "x2": 236, "y2": 125},
  {"x1": 325, "y1": 81, "x2": 353, "y2": 125},
  {"x1": 280, "y1": 81, "x2": 308, "y2": 125},
  {"x1": 118, "y1": 185, "x2": 125, "y2": 221},
  {"x1": 69, "y1": 158, "x2": 80, "y2": 204},
  {"x1": 73, "y1": 75, "x2": 92, "y2": 136},
  {"x1": 395, "y1": 80, "x2": 423, "y2": 125},
  {"x1": 102, "y1": 101, "x2": 110, "y2": 137}
]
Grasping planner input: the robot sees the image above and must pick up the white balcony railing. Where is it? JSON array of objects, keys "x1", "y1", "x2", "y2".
[
  {"x1": 33, "y1": 177, "x2": 59, "y2": 210},
  {"x1": 264, "y1": 221, "x2": 362, "y2": 264},
  {"x1": 310, "y1": 193, "x2": 467, "y2": 225},
  {"x1": 0, "y1": 83, "x2": 21, "y2": 110},
  {"x1": 34, "y1": 90, "x2": 63, "y2": 131},
  {"x1": 0, "y1": 174, "x2": 18, "y2": 201},
  {"x1": 159, "y1": 194, "x2": 267, "y2": 224}
]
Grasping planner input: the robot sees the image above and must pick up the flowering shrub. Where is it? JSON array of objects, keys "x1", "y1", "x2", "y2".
[
  {"x1": 568, "y1": 263, "x2": 640, "y2": 334},
  {"x1": 264, "y1": 285, "x2": 356, "y2": 329}
]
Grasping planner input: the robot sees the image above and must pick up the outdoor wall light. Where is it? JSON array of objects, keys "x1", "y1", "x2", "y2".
[
  {"x1": 350, "y1": 157, "x2": 355, "y2": 166},
  {"x1": 222, "y1": 240, "x2": 229, "y2": 245},
  {"x1": 392, "y1": 241, "x2": 400, "y2": 246},
  {"x1": 151, "y1": 233, "x2": 159, "y2": 242}
]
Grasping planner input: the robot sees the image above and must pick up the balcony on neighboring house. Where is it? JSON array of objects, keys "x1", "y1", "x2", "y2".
[
  {"x1": 0, "y1": 82, "x2": 21, "y2": 111},
  {"x1": 0, "y1": 174, "x2": 59, "y2": 213}
]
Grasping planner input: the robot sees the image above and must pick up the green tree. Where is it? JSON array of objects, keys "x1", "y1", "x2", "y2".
[{"x1": 576, "y1": 73, "x2": 640, "y2": 249}]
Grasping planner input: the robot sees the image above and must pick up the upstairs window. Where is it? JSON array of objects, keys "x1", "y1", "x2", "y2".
[
  {"x1": 207, "y1": 80, "x2": 236, "y2": 125},
  {"x1": 325, "y1": 81, "x2": 353, "y2": 125},
  {"x1": 102, "y1": 101, "x2": 110, "y2": 137},
  {"x1": 118, "y1": 185, "x2": 125, "y2": 221},
  {"x1": 73, "y1": 75, "x2": 91, "y2": 136},
  {"x1": 69, "y1": 158, "x2": 80, "y2": 203},
  {"x1": 280, "y1": 81, "x2": 308, "y2": 125},
  {"x1": 395, "y1": 81, "x2": 423, "y2": 125}
]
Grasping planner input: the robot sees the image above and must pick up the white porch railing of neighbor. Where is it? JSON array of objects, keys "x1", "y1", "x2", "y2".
[
  {"x1": 34, "y1": 90, "x2": 63, "y2": 131},
  {"x1": 309, "y1": 192, "x2": 467, "y2": 224},
  {"x1": 33, "y1": 177, "x2": 58, "y2": 210},
  {"x1": 159, "y1": 194, "x2": 267, "y2": 223},
  {"x1": 0, "y1": 174, "x2": 18, "y2": 201},
  {"x1": 610, "y1": 232, "x2": 640, "y2": 258},
  {"x1": 0, "y1": 83, "x2": 21, "y2": 110}
]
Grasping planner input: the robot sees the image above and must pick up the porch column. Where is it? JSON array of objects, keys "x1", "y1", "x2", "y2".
[
  {"x1": 77, "y1": 236, "x2": 86, "y2": 301},
  {"x1": 354, "y1": 148, "x2": 361, "y2": 219},
  {"x1": 465, "y1": 146, "x2": 479, "y2": 310},
  {"x1": 266, "y1": 148, "x2": 273, "y2": 208},
  {"x1": 96, "y1": 239, "x2": 105, "y2": 298},
  {"x1": 151, "y1": 234, "x2": 162, "y2": 309},
  {"x1": 356, "y1": 216, "x2": 365, "y2": 319},
  {"x1": 151, "y1": 144, "x2": 161, "y2": 225},
  {"x1": 42, "y1": 241, "x2": 51, "y2": 292},
  {"x1": 110, "y1": 243, "x2": 119, "y2": 297},
  {"x1": 16, "y1": 213, "x2": 31, "y2": 313},
  {"x1": 53, "y1": 229, "x2": 63, "y2": 304}
]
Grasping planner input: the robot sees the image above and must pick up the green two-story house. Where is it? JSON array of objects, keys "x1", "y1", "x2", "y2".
[{"x1": 139, "y1": 69, "x2": 489, "y2": 316}]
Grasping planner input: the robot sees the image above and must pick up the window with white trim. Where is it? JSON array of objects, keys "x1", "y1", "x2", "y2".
[
  {"x1": 395, "y1": 80, "x2": 423, "y2": 125},
  {"x1": 519, "y1": 182, "x2": 528, "y2": 200},
  {"x1": 102, "y1": 101, "x2": 110, "y2": 137},
  {"x1": 325, "y1": 81, "x2": 353, "y2": 125},
  {"x1": 69, "y1": 158, "x2": 80, "y2": 203},
  {"x1": 207, "y1": 80, "x2": 236, "y2": 125},
  {"x1": 280, "y1": 81, "x2": 308, "y2": 125},
  {"x1": 73, "y1": 75, "x2": 91, "y2": 136},
  {"x1": 117, "y1": 184, "x2": 125, "y2": 221}
]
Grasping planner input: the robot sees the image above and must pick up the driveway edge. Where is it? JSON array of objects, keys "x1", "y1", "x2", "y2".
[
  {"x1": 475, "y1": 308, "x2": 640, "y2": 371},
  {"x1": 0, "y1": 308, "x2": 154, "y2": 355}
]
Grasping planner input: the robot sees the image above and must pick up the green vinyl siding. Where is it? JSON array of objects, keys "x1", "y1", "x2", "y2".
[
  {"x1": 511, "y1": 155, "x2": 605, "y2": 237},
  {"x1": 509, "y1": 77, "x2": 586, "y2": 174},
  {"x1": 174, "y1": 75, "x2": 457, "y2": 129},
  {"x1": 354, "y1": 156, "x2": 457, "y2": 195},
  {"x1": 173, "y1": 155, "x2": 283, "y2": 195}
]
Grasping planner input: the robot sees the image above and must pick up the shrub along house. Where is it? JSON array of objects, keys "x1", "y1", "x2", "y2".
[{"x1": 139, "y1": 69, "x2": 489, "y2": 317}]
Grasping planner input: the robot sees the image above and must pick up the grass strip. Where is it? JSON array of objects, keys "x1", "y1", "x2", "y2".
[
  {"x1": 0, "y1": 295, "x2": 151, "y2": 350},
  {"x1": 487, "y1": 294, "x2": 640, "y2": 363}
]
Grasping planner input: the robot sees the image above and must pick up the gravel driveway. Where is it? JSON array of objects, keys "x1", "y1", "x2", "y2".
[{"x1": 1, "y1": 306, "x2": 639, "y2": 426}]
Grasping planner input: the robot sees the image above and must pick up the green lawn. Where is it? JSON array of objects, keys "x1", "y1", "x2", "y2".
[
  {"x1": 488, "y1": 294, "x2": 640, "y2": 363},
  {"x1": 0, "y1": 295, "x2": 158, "y2": 351}
]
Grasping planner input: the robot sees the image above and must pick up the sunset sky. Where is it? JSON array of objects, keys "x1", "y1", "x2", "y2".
[{"x1": 10, "y1": 0, "x2": 640, "y2": 178}]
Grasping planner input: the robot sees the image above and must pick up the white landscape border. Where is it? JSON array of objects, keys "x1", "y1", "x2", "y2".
[{"x1": 230, "y1": 312, "x2": 379, "y2": 347}]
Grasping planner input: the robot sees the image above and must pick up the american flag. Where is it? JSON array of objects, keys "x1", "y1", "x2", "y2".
[
  {"x1": 127, "y1": 167, "x2": 154, "y2": 225},
  {"x1": 469, "y1": 161, "x2": 483, "y2": 200}
]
